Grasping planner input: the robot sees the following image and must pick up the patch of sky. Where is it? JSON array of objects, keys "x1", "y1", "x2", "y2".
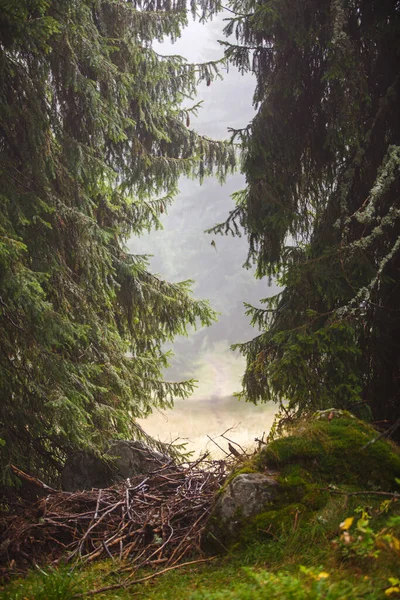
[{"x1": 129, "y1": 13, "x2": 279, "y2": 453}]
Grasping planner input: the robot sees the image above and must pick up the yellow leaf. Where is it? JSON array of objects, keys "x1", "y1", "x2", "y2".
[
  {"x1": 339, "y1": 517, "x2": 354, "y2": 530},
  {"x1": 385, "y1": 587, "x2": 400, "y2": 596},
  {"x1": 317, "y1": 572, "x2": 330, "y2": 580}
]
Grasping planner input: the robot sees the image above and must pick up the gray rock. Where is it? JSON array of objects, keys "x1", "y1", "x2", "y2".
[
  {"x1": 61, "y1": 451, "x2": 111, "y2": 492},
  {"x1": 61, "y1": 440, "x2": 170, "y2": 492},
  {"x1": 107, "y1": 440, "x2": 169, "y2": 481},
  {"x1": 211, "y1": 473, "x2": 278, "y2": 537}
]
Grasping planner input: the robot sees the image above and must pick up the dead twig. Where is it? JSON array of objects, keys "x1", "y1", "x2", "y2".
[
  {"x1": 319, "y1": 488, "x2": 400, "y2": 499},
  {"x1": 206, "y1": 435, "x2": 230, "y2": 457},
  {"x1": 221, "y1": 435, "x2": 248, "y2": 457},
  {"x1": 361, "y1": 417, "x2": 400, "y2": 450}
]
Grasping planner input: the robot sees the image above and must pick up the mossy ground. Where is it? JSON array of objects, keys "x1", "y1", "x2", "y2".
[{"x1": 2, "y1": 414, "x2": 400, "y2": 599}]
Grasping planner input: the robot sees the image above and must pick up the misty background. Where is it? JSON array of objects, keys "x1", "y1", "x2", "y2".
[{"x1": 129, "y1": 14, "x2": 280, "y2": 455}]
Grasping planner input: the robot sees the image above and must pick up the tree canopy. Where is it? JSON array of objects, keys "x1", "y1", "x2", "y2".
[
  {"x1": 0, "y1": 0, "x2": 234, "y2": 486},
  {"x1": 215, "y1": 0, "x2": 400, "y2": 428}
]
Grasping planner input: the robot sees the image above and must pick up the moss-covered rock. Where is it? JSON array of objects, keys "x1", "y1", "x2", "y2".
[
  {"x1": 205, "y1": 412, "x2": 400, "y2": 552},
  {"x1": 257, "y1": 413, "x2": 400, "y2": 489}
]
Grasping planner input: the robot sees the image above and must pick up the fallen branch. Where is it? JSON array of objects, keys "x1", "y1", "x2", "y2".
[{"x1": 10, "y1": 465, "x2": 58, "y2": 495}]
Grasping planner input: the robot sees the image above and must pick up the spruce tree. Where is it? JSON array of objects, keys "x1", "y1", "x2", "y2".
[
  {"x1": 0, "y1": 0, "x2": 234, "y2": 486},
  {"x1": 213, "y1": 0, "x2": 400, "y2": 428}
]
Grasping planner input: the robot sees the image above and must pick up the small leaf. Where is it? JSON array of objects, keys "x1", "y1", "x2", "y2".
[
  {"x1": 357, "y1": 516, "x2": 369, "y2": 532},
  {"x1": 339, "y1": 517, "x2": 354, "y2": 530}
]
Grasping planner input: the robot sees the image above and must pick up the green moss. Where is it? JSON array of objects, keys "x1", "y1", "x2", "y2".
[
  {"x1": 301, "y1": 486, "x2": 330, "y2": 511},
  {"x1": 218, "y1": 462, "x2": 258, "y2": 495},
  {"x1": 257, "y1": 417, "x2": 400, "y2": 490},
  {"x1": 257, "y1": 437, "x2": 324, "y2": 469},
  {"x1": 249, "y1": 504, "x2": 311, "y2": 537}
]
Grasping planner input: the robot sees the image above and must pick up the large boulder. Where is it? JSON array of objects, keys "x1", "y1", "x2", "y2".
[
  {"x1": 61, "y1": 440, "x2": 170, "y2": 492},
  {"x1": 105, "y1": 440, "x2": 169, "y2": 481},
  {"x1": 204, "y1": 412, "x2": 400, "y2": 552}
]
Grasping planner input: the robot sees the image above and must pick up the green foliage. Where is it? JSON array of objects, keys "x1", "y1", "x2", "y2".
[
  {"x1": 0, "y1": 0, "x2": 235, "y2": 485},
  {"x1": 214, "y1": 0, "x2": 400, "y2": 427},
  {"x1": 334, "y1": 507, "x2": 400, "y2": 563}
]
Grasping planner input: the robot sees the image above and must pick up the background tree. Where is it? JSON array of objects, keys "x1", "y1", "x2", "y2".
[
  {"x1": 0, "y1": 0, "x2": 233, "y2": 486},
  {"x1": 213, "y1": 0, "x2": 400, "y2": 429}
]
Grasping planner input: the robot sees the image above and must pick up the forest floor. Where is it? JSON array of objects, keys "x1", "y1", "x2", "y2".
[
  {"x1": 1, "y1": 414, "x2": 400, "y2": 599},
  {"x1": 1, "y1": 507, "x2": 400, "y2": 600}
]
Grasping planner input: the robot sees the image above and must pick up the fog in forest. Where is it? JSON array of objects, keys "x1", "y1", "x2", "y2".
[{"x1": 128, "y1": 15, "x2": 279, "y2": 455}]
